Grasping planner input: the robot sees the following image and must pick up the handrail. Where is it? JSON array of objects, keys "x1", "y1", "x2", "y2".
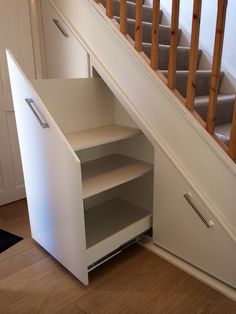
[
  {"x1": 186, "y1": 0, "x2": 202, "y2": 112},
  {"x1": 206, "y1": 0, "x2": 228, "y2": 134},
  {"x1": 94, "y1": 0, "x2": 235, "y2": 163}
]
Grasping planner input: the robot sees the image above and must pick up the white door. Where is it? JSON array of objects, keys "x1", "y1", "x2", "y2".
[{"x1": 0, "y1": 0, "x2": 35, "y2": 205}]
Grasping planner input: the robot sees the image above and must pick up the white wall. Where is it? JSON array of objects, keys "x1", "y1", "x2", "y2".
[{"x1": 159, "y1": 0, "x2": 236, "y2": 83}]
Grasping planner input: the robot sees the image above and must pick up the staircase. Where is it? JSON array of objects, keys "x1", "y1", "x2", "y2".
[{"x1": 100, "y1": 0, "x2": 236, "y2": 160}]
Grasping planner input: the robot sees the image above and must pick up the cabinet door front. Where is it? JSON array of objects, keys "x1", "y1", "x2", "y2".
[
  {"x1": 153, "y1": 148, "x2": 236, "y2": 288},
  {"x1": 41, "y1": 0, "x2": 89, "y2": 79},
  {"x1": 7, "y1": 52, "x2": 88, "y2": 285}
]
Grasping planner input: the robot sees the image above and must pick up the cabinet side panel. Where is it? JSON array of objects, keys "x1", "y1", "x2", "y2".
[
  {"x1": 7, "y1": 52, "x2": 88, "y2": 285},
  {"x1": 31, "y1": 78, "x2": 115, "y2": 134}
]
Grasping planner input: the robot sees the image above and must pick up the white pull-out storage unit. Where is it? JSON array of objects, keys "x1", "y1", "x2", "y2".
[{"x1": 7, "y1": 52, "x2": 154, "y2": 285}]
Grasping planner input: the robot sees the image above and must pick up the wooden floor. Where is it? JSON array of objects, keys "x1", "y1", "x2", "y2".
[{"x1": 0, "y1": 200, "x2": 236, "y2": 313}]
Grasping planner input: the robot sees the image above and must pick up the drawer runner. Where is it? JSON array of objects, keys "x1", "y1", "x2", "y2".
[{"x1": 88, "y1": 230, "x2": 151, "y2": 272}]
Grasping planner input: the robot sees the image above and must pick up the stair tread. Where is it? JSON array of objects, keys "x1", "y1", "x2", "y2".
[
  {"x1": 195, "y1": 94, "x2": 235, "y2": 102},
  {"x1": 81, "y1": 154, "x2": 153, "y2": 199},
  {"x1": 161, "y1": 69, "x2": 215, "y2": 74},
  {"x1": 215, "y1": 123, "x2": 231, "y2": 145},
  {"x1": 65, "y1": 125, "x2": 140, "y2": 151},
  {"x1": 143, "y1": 43, "x2": 190, "y2": 49},
  {"x1": 124, "y1": 18, "x2": 173, "y2": 29}
]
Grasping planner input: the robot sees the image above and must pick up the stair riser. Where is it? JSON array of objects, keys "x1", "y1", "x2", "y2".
[
  {"x1": 118, "y1": 18, "x2": 181, "y2": 46},
  {"x1": 178, "y1": 72, "x2": 224, "y2": 98},
  {"x1": 195, "y1": 97, "x2": 234, "y2": 126},
  {"x1": 143, "y1": 44, "x2": 202, "y2": 71},
  {"x1": 101, "y1": 0, "x2": 154, "y2": 23},
  {"x1": 161, "y1": 71, "x2": 224, "y2": 98},
  {"x1": 112, "y1": 1, "x2": 162, "y2": 24}
]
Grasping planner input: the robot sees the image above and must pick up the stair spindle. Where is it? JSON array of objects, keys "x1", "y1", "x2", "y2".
[
  {"x1": 228, "y1": 97, "x2": 236, "y2": 160},
  {"x1": 206, "y1": 0, "x2": 228, "y2": 134},
  {"x1": 151, "y1": 0, "x2": 160, "y2": 70},
  {"x1": 135, "y1": 0, "x2": 143, "y2": 52},
  {"x1": 167, "y1": 0, "x2": 180, "y2": 90},
  {"x1": 106, "y1": 0, "x2": 113, "y2": 18},
  {"x1": 120, "y1": 0, "x2": 128, "y2": 34},
  {"x1": 186, "y1": 0, "x2": 202, "y2": 111}
]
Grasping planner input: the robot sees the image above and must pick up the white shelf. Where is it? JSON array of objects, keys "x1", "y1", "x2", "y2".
[
  {"x1": 65, "y1": 125, "x2": 140, "y2": 151},
  {"x1": 85, "y1": 198, "x2": 152, "y2": 265},
  {"x1": 81, "y1": 154, "x2": 153, "y2": 199}
]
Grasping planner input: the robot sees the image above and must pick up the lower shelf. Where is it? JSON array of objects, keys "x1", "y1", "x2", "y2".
[{"x1": 85, "y1": 198, "x2": 152, "y2": 265}]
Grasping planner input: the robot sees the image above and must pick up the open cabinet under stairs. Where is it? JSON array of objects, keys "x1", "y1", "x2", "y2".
[
  {"x1": 7, "y1": 51, "x2": 154, "y2": 285},
  {"x1": 8, "y1": 49, "x2": 236, "y2": 291}
]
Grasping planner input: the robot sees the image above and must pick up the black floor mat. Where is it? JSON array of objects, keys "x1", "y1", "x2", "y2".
[{"x1": 0, "y1": 229, "x2": 23, "y2": 253}]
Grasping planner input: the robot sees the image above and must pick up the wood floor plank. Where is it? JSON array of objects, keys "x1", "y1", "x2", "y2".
[
  {"x1": 0, "y1": 240, "x2": 46, "y2": 281},
  {"x1": 0, "y1": 256, "x2": 86, "y2": 313},
  {"x1": 0, "y1": 199, "x2": 31, "y2": 238},
  {"x1": 0, "y1": 199, "x2": 236, "y2": 313},
  {"x1": 58, "y1": 247, "x2": 236, "y2": 314}
]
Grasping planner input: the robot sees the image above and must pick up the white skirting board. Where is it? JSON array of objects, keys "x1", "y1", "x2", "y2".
[{"x1": 139, "y1": 237, "x2": 236, "y2": 302}]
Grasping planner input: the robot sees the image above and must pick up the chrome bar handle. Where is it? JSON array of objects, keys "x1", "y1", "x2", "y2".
[
  {"x1": 52, "y1": 18, "x2": 69, "y2": 38},
  {"x1": 25, "y1": 98, "x2": 49, "y2": 129},
  {"x1": 183, "y1": 193, "x2": 214, "y2": 228}
]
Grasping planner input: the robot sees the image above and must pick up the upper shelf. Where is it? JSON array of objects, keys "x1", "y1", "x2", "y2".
[
  {"x1": 65, "y1": 125, "x2": 140, "y2": 151},
  {"x1": 81, "y1": 154, "x2": 153, "y2": 199}
]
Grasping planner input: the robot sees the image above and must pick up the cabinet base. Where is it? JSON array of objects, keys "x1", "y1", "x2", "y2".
[{"x1": 88, "y1": 230, "x2": 151, "y2": 272}]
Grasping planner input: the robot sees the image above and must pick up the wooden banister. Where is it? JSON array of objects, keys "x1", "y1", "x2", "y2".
[
  {"x1": 120, "y1": 0, "x2": 128, "y2": 34},
  {"x1": 206, "y1": 0, "x2": 228, "y2": 134},
  {"x1": 186, "y1": 0, "x2": 202, "y2": 112},
  {"x1": 135, "y1": 0, "x2": 143, "y2": 52},
  {"x1": 228, "y1": 97, "x2": 236, "y2": 160},
  {"x1": 97, "y1": 0, "x2": 234, "y2": 162},
  {"x1": 167, "y1": 0, "x2": 180, "y2": 90},
  {"x1": 106, "y1": 0, "x2": 113, "y2": 18},
  {"x1": 150, "y1": 0, "x2": 160, "y2": 70}
]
